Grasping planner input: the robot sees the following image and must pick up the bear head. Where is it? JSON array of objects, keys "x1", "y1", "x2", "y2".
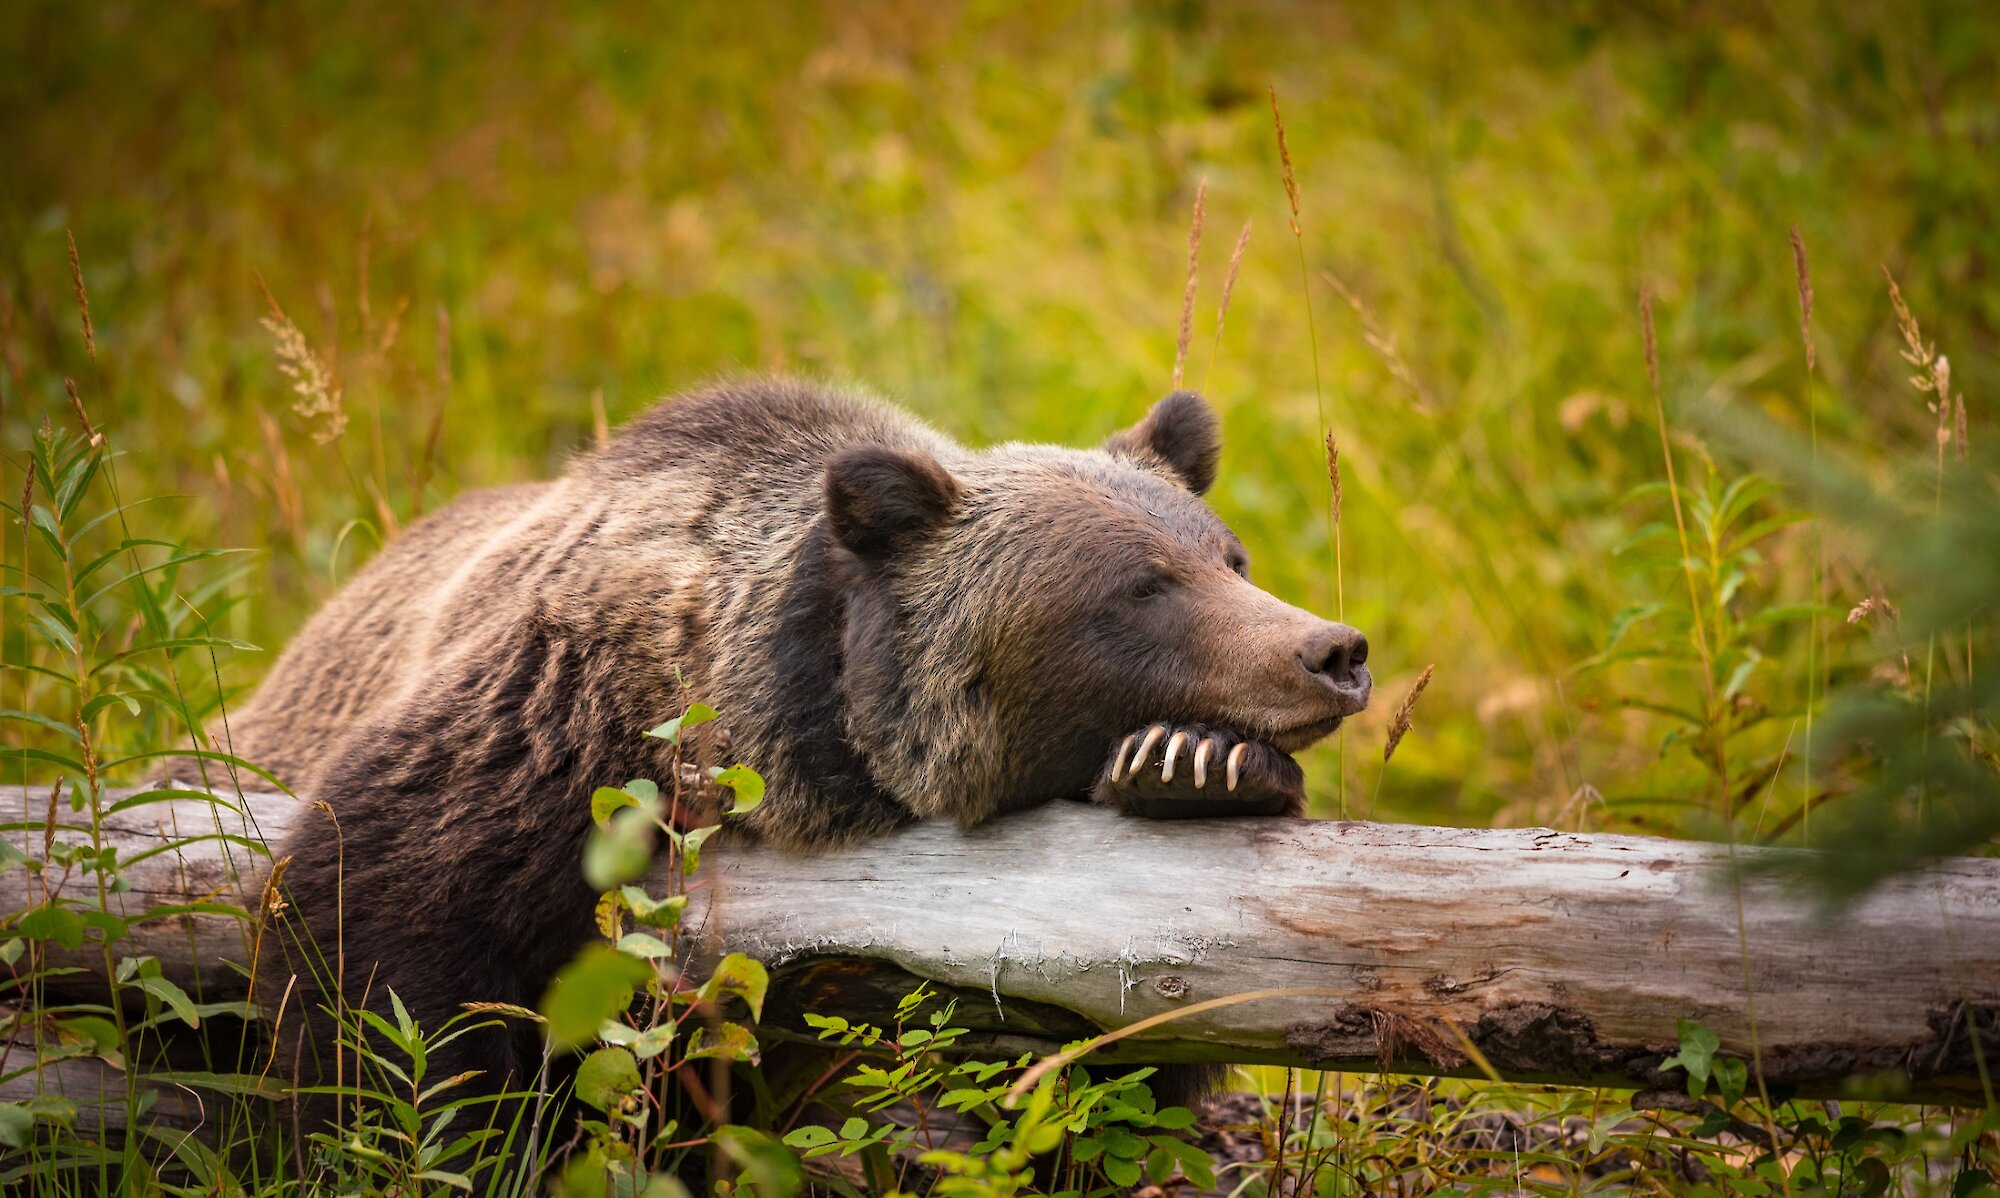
[{"x1": 824, "y1": 392, "x2": 1371, "y2": 824}]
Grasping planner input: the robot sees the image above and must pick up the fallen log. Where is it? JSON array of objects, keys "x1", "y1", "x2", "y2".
[{"x1": 5, "y1": 786, "x2": 1998, "y2": 1108}]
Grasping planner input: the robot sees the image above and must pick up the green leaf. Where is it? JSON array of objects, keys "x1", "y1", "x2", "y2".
[
  {"x1": 33, "y1": 613, "x2": 78, "y2": 656},
  {"x1": 1099, "y1": 1126, "x2": 1145, "y2": 1159},
  {"x1": 17, "y1": 904, "x2": 87, "y2": 950},
  {"x1": 1714, "y1": 1055, "x2": 1748, "y2": 1107},
  {"x1": 136, "y1": 972, "x2": 203, "y2": 1028},
  {"x1": 615, "y1": 932, "x2": 674, "y2": 960},
  {"x1": 583, "y1": 805, "x2": 655, "y2": 891},
  {"x1": 1659, "y1": 1017, "x2": 1720, "y2": 1098},
  {"x1": 414, "y1": 1169, "x2": 474, "y2": 1192},
  {"x1": 540, "y1": 945, "x2": 653, "y2": 1050},
  {"x1": 0, "y1": 1102, "x2": 33, "y2": 1149},
  {"x1": 1855, "y1": 1157, "x2": 1892, "y2": 1198},
  {"x1": 1603, "y1": 603, "x2": 1665, "y2": 651},
  {"x1": 54, "y1": 449, "x2": 101, "y2": 522},
  {"x1": 80, "y1": 692, "x2": 143, "y2": 722},
  {"x1": 630, "y1": 1022, "x2": 675, "y2": 1061},
  {"x1": 712, "y1": 1125, "x2": 803, "y2": 1196},
  {"x1": 1103, "y1": 1154, "x2": 1142, "y2": 1187},
  {"x1": 783, "y1": 1125, "x2": 838, "y2": 1154},
  {"x1": 56, "y1": 1015, "x2": 125, "y2": 1068},
  {"x1": 1722, "y1": 650, "x2": 1763, "y2": 701},
  {"x1": 645, "y1": 702, "x2": 718, "y2": 745},
  {"x1": 683, "y1": 1021, "x2": 759, "y2": 1064},
  {"x1": 90, "y1": 636, "x2": 260, "y2": 674},
  {"x1": 0, "y1": 709, "x2": 80, "y2": 742},
  {"x1": 712, "y1": 764, "x2": 765, "y2": 815},
  {"x1": 1152, "y1": 1135, "x2": 1217, "y2": 1189},
  {"x1": 620, "y1": 887, "x2": 687, "y2": 930},
  {"x1": 573, "y1": 1046, "x2": 642, "y2": 1113},
  {"x1": 697, "y1": 953, "x2": 769, "y2": 1021},
  {"x1": 680, "y1": 823, "x2": 719, "y2": 875},
  {"x1": 591, "y1": 786, "x2": 637, "y2": 829}
]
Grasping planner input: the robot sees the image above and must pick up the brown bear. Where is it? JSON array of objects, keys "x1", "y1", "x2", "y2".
[{"x1": 214, "y1": 379, "x2": 1370, "y2": 1105}]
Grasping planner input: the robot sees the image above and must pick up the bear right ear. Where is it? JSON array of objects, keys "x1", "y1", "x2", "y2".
[
  {"x1": 825, "y1": 445, "x2": 961, "y2": 559},
  {"x1": 1103, "y1": 391, "x2": 1221, "y2": 495}
]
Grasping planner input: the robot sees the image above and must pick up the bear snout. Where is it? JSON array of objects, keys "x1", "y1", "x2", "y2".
[{"x1": 1297, "y1": 622, "x2": 1372, "y2": 714}]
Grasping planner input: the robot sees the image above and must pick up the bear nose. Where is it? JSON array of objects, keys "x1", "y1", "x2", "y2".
[{"x1": 1300, "y1": 623, "x2": 1369, "y2": 689}]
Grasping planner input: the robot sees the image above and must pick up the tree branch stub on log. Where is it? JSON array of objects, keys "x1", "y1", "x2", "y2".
[{"x1": 7, "y1": 787, "x2": 1998, "y2": 1105}]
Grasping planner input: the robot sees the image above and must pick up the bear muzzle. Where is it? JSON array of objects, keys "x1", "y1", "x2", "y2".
[{"x1": 1266, "y1": 621, "x2": 1372, "y2": 752}]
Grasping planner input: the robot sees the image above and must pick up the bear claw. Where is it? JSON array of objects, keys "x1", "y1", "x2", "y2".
[
  {"x1": 1161, "y1": 730, "x2": 1190, "y2": 782},
  {"x1": 1092, "y1": 722, "x2": 1306, "y2": 818}
]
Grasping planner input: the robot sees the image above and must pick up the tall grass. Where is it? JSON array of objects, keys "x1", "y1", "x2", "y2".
[{"x1": 2, "y1": 2, "x2": 1997, "y2": 1193}]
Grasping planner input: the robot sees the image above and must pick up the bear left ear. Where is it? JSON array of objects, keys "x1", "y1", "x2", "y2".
[
  {"x1": 825, "y1": 445, "x2": 961, "y2": 560},
  {"x1": 1103, "y1": 391, "x2": 1221, "y2": 495}
]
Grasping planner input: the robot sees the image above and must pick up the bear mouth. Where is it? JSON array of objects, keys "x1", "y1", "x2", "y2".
[{"x1": 1269, "y1": 714, "x2": 1347, "y2": 754}]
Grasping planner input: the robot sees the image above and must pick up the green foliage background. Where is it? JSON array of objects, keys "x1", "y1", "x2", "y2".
[{"x1": 3, "y1": 0, "x2": 1995, "y2": 832}]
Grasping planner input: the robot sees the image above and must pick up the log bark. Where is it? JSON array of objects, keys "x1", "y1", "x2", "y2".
[{"x1": 6, "y1": 786, "x2": 1999, "y2": 1106}]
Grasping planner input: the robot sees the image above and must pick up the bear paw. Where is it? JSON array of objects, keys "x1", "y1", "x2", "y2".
[{"x1": 1092, "y1": 723, "x2": 1305, "y2": 819}]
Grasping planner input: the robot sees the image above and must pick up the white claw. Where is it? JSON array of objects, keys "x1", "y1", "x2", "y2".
[
  {"x1": 1111, "y1": 734, "x2": 1137, "y2": 782},
  {"x1": 1226, "y1": 742, "x2": 1248, "y2": 793},
  {"x1": 1161, "y1": 731, "x2": 1190, "y2": 782},
  {"x1": 1193, "y1": 738, "x2": 1214, "y2": 789},
  {"x1": 1132, "y1": 725, "x2": 1166, "y2": 776}
]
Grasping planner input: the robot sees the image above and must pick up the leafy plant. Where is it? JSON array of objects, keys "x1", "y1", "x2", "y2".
[
  {"x1": 781, "y1": 984, "x2": 1216, "y2": 1198},
  {"x1": 1589, "y1": 468, "x2": 1826, "y2": 829},
  {"x1": 2, "y1": 407, "x2": 270, "y2": 1189},
  {"x1": 533, "y1": 697, "x2": 783, "y2": 1195}
]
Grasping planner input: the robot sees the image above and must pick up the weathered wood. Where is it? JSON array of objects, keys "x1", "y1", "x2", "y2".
[{"x1": 7, "y1": 787, "x2": 1999, "y2": 1105}]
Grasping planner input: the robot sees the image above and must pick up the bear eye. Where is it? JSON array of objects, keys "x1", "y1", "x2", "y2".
[
  {"x1": 1127, "y1": 572, "x2": 1173, "y2": 602},
  {"x1": 1226, "y1": 551, "x2": 1250, "y2": 578}
]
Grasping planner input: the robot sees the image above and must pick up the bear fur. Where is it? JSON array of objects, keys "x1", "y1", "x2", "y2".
[{"x1": 207, "y1": 379, "x2": 1371, "y2": 1103}]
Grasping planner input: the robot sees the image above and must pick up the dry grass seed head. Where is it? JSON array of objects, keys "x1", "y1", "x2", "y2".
[
  {"x1": 1639, "y1": 287, "x2": 1660, "y2": 400},
  {"x1": 1847, "y1": 595, "x2": 1900, "y2": 626},
  {"x1": 1789, "y1": 225, "x2": 1815, "y2": 373},
  {"x1": 1882, "y1": 264, "x2": 1943, "y2": 402},
  {"x1": 1323, "y1": 430, "x2": 1342, "y2": 528},
  {"x1": 375, "y1": 294, "x2": 410, "y2": 358},
  {"x1": 435, "y1": 304, "x2": 453, "y2": 390},
  {"x1": 19, "y1": 457, "x2": 35, "y2": 532},
  {"x1": 1269, "y1": 87, "x2": 1301, "y2": 237},
  {"x1": 1324, "y1": 271, "x2": 1432, "y2": 411},
  {"x1": 1956, "y1": 391, "x2": 1969, "y2": 463},
  {"x1": 257, "y1": 280, "x2": 347, "y2": 445},
  {"x1": 65, "y1": 229, "x2": 95, "y2": 362},
  {"x1": 1216, "y1": 220, "x2": 1251, "y2": 339},
  {"x1": 63, "y1": 378, "x2": 103, "y2": 448},
  {"x1": 1174, "y1": 178, "x2": 1206, "y2": 390},
  {"x1": 1384, "y1": 663, "x2": 1437, "y2": 763},
  {"x1": 1935, "y1": 356, "x2": 1954, "y2": 448}
]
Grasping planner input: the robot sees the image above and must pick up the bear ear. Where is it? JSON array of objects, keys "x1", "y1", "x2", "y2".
[
  {"x1": 1103, "y1": 391, "x2": 1221, "y2": 495},
  {"x1": 825, "y1": 445, "x2": 961, "y2": 559}
]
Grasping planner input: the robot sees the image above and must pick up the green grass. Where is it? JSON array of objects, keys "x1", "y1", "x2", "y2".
[
  {"x1": 4, "y1": 0, "x2": 1991, "y2": 829},
  {"x1": 2, "y1": 2, "x2": 1997, "y2": 1193}
]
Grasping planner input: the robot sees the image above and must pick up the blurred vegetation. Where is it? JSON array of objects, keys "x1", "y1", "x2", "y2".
[
  {"x1": 3, "y1": 0, "x2": 1997, "y2": 832},
  {"x1": 4, "y1": 2, "x2": 1999, "y2": 1193}
]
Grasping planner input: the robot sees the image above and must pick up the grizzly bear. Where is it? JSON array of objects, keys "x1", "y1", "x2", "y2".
[{"x1": 214, "y1": 379, "x2": 1371, "y2": 1105}]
